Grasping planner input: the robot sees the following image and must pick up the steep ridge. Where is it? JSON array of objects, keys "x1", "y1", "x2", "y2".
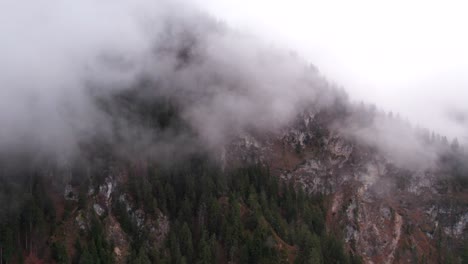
[
  {"x1": 225, "y1": 107, "x2": 468, "y2": 263},
  {"x1": 0, "y1": 8, "x2": 467, "y2": 263}
]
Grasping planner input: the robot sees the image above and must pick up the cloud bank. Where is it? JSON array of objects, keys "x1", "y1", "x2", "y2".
[
  {"x1": 0, "y1": 0, "x2": 334, "y2": 163},
  {"x1": 0, "y1": 0, "x2": 463, "y2": 172}
]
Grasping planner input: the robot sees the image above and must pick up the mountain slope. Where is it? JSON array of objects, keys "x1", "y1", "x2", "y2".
[
  {"x1": 0, "y1": 8, "x2": 467, "y2": 264},
  {"x1": 225, "y1": 104, "x2": 468, "y2": 264}
]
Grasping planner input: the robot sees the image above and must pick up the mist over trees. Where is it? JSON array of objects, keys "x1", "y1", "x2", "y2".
[{"x1": 0, "y1": 0, "x2": 467, "y2": 263}]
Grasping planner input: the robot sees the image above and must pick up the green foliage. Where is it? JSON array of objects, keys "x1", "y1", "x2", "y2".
[
  {"x1": 0, "y1": 152, "x2": 354, "y2": 264},
  {"x1": 115, "y1": 160, "x2": 353, "y2": 264},
  {"x1": 52, "y1": 241, "x2": 69, "y2": 264},
  {"x1": 461, "y1": 243, "x2": 468, "y2": 264}
]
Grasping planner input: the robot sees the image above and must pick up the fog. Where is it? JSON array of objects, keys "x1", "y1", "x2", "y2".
[
  {"x1": 0, "y1": 0, "x2": 332, "y2": 162},
  {"x1": 1, "y1": 0, "x2": 164, "y2": 159},
  {"x1": 0, "y1": 0, "x2": 465, "y2": 169},
  {"x1": 196, "y1": 0, "x2": 468, "y2": 143}
]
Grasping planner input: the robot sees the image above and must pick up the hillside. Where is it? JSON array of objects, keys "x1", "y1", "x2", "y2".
[
  {"x1": 1, "y1": 85, "x2": 467, "y2": 264},
  {"x1": 0, "y1": 7, "x2": 467, "y2": 264}
]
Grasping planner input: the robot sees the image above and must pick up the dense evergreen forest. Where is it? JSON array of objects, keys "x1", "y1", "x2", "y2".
[
  {"x1": 1, "y1": 73, "x2": 466, "y2": 264},
  {"x1": 0, "y1": 151, "x2": 364, "y2": 264}
]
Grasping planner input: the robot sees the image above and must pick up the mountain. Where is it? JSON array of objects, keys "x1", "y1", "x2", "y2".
[
  {"x1": 0, "y1": 9, "x2": 467, "y2": 264},
  {"x1": 226, "y1": 106, "x2": 468, "y2": 264}
]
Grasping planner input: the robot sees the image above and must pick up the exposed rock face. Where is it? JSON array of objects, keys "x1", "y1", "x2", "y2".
[
  {"x1": 53, "y1": 104, "x2": 465, "y2": 264},
  {"x1": 106, "y1": 216, "x2": 130, "y2": 264},
  {"x1": 225, "y1": 110, "x2": 468, "y2": 264},
  {"x1": 65, "y1": 173, "x2": 170, "y2": 263}
]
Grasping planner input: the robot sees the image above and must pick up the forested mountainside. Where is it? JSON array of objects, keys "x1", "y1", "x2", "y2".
[
  {"x1": 1, "y1": 8, "x2": 467, "y2": 264},
  {"x1": 0, "y1": 82, "x2": 357, "y2": 264},
  {"x1": 0, "y1": 85, "x2": 467, "y2": 264},
  {"x1": 226, "y1": 106, "x2": 468, "y2": 264},
  {"x1": 0, "y1": 153, "x2": 356, "y2": 264}
]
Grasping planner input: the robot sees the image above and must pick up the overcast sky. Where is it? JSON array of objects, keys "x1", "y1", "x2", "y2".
[{"x1": 196, "y1": 0, "x2": 468, "y2": 142}]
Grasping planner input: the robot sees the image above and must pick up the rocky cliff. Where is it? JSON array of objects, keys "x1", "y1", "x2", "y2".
[{"x1": 225, "y1": 107, "x2": 468, "y2": 264}]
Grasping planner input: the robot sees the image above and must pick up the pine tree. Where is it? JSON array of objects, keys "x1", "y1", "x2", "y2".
[{"x1": 179, "y1": 222, "x2": 194, "y2": 262}]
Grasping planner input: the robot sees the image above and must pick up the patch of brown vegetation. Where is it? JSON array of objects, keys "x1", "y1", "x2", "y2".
[
  {"x1": 268, "y1": 142, "x2": 304, "y2": 174},
  {"x1": 24, "y1": 253, "x2": 45, "y2": 264},
  {"x1": 104, "y1": 215, "x2": 130, "y2": 264}
]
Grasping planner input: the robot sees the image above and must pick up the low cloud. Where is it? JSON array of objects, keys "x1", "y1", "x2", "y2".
[
  {"x1": 0, "y1": 0, "x2": 463, "y2": 173},
  {"x1": 0, "y1": 0, "x2": 334, "y2": 164}
]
